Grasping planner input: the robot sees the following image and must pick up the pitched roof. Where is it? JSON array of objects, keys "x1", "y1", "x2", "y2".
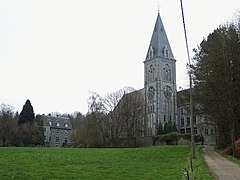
[
  {"x1": 145, "y1": 13, "x2": 174, "y2": 61},
  {"x1": 42, "y1": 115, "x2": 72, "y2": 130}
]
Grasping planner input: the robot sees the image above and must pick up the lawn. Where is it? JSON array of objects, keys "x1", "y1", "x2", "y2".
[{"x1": 0, "y1": 146, "x2": 211, "y2": 179}]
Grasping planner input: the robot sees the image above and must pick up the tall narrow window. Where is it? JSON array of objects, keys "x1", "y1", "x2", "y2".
[
  {"x1": 180, "y1": 118, "x2": 184, "y2": 127},
  {"x1": 210, "y1": 129, "x2": 214, "y2": 135},
  {"x1": 149, "y1": 64, "x2": 155, "y2": 83},
  {"x1": 163, "y1": 64, "x2": 171, "y2": 82},
  {"x1": 180, "y1": 108, "x2": 183, "y2": 115},
  {"x1": 187, "y1": 117, "x2": 190, "y2": 126},
  {"x1": 205, "y1": 128, "x2": 209, "y2": 135},
  {"x1": 168, "y1": 69, "x2": 171, "y2": 81},
  {"x1": 194, "y1": 127, "x2": 197, "y2": 134},
  {"x1": 193, "y1": 116, "x2": 196, "y2": 125}
]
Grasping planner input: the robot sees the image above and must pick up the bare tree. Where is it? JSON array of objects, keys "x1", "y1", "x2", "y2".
[
  {"x1": 102, "y1": 88, "x2": 129, "y2": 145},
  {"x1": 119, "y1": 90, "x2": 144, "y2": 146},
  {"x1": 71, "y1": 87, "x2": 145, "y2": 147},
  {"x1": 102, "y1": 87, "x2": 144, "y2": 146},
  {"x1": 88, "y1": 92, "x2": 109, "y2": 146},
  {"x1": 0, "y1": 104, "x2": 17, "y2": 146}
]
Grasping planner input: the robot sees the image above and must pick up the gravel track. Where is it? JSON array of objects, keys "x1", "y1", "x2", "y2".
[{"x1": 202, "y1": 146, "x2": 240, "y2": 180}]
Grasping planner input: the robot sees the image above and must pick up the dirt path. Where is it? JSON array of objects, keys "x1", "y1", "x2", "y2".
[{"x1": 201, "y1": 146, "x2": 240, "y2": 180}]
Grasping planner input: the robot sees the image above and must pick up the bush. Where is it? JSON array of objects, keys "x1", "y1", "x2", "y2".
[
  {"x1": 235, "y1": 139, "x2": 240, "y2": 159},
  {"x1": 223, "y1": 138, "x2": 240, "y2": 159},
  {"x1": 224, "y1": 146, "x2": 233, "y2": 155},
  {"x1": 155, "y1": 132, "x2": 191, "y2": 145}
]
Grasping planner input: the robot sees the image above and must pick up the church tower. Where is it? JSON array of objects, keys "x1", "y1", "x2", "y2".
[{"x1": 144, "y1": 12, "x2": 177, "y2": 136}]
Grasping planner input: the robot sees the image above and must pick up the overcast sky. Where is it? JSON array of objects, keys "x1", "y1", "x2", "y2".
[{"x1": 1, "y1": 0, "x2": 239, "y2": 115}]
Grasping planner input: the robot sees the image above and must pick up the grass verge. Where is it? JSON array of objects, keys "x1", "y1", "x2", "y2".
[{"x1": 187, "y1": 146, "x2": 215, "y2": 180}]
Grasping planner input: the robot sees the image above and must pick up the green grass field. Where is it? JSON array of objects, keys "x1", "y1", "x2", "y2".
[{"x1": 0, "y1": 146, "x2": 212, "y2": 179}]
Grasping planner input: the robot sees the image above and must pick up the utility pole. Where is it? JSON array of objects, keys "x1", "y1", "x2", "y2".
[{"x1": 179, "y1": 0, "x2": 195, "y2": 158}]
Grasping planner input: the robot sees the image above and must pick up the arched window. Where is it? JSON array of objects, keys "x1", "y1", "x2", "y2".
[
  {"x1": 180, "y1": 118, "x2": 184, "y2": 127},
  {"x1": 163, "y1": 64, "x2": 171, "y2": 82},
  {"x1": 168, "y1": 69, "x2": 171, "y2": 81},
  {"x1": 148, "y1": 64, "x2": 155, "y2": 83}
]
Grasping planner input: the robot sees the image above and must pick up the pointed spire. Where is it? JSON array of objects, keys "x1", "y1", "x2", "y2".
[{"x1": 145, "y1": 13, "x2": 174, "y2": 61}]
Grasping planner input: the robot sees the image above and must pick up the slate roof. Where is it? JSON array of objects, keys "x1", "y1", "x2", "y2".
[
  {"x1": 42, "y1": 115, "x2": 72, "y2": 130},
  {"x1": 145, "y1": 13, "x2": 174, "y2": 61}
]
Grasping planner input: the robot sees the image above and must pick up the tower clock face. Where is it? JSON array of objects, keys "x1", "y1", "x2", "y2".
[
  {"x1": 163, "y1": 86, "x2": 172, "y2": 100},
  {"x1": 148, "y1": 86, "x2": 155, "y2": 100}
]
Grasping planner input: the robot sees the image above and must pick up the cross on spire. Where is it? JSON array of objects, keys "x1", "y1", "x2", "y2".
[
  {"x1": 145, "y1": 11, "x2": 174, "y2": 60},
  {"x1": 157, "y1": 2, "x2": 161, "y2": 13}
]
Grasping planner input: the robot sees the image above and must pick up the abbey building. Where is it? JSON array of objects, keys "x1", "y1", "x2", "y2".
[
  {"x1": 143, "y1": 12, "x2": 177, "y2": 136},
  {"x1": 141, "y1": 12, "x2": 215, "y2": 144}
]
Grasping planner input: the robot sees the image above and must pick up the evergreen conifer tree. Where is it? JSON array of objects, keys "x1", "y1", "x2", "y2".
[
  {"x1": 19, "y1": 99, "x2": 35, "y2": 124},
  {"x1": 157, "y1": 122, "x2": 164, "y2": 135},
  {"x1": 164, "y1": 122, "x2": 169, "y2": 134},
  {"x1": 173, "y1": 122, "x2": 178, "y2": 132}
]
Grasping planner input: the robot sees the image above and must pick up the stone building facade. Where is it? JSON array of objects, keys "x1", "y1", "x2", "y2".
[
  {"x1": 141, "y1": 12, "x2": 215, "y2": 144},
  {"x1": 43, "y1": 115, "x2": 72, "y2": 147},
  {"x1": 177, "y1": 89, "x2": 216, "y2": 144},
  {"x1": 144, "y1": 12, "x2": 177, "y2": 136}
]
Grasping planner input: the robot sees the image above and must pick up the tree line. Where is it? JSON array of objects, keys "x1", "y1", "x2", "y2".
[
  {"x1": 0, "y1": 100, "x2": 44, "y2": 147},
  {"x1": 70, "y1": 87, "x2": 144, "y2": 147},
  {"x1": 192, "y1": 15, "x2": 240, "y2": 155},
  {"x1": 0, "y1": 87, "x2": 144, "y2": 148}
]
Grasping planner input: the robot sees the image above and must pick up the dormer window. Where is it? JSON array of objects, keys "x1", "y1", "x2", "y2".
[
  {"x1": 162, "y1": 45, "x2": 168, "y2": 57},
  {"x1": 56, "y1": 122, "x2": 60, "y2": 127},
  {"x1": 148, "y1": 46, "x2": 154, "y2": 60},
  {"x1": 49, "y1": 121, "x2": 52, "y2": 126},
  {"x1": 64, "y1": 123, "x2": 68, "y2": 128}
]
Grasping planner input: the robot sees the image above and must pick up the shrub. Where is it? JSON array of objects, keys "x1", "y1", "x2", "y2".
[
  {"x1": 155, "y1": 132, "x2": 191, "y2": 145},
  {"x1": 224, "y1": 146, "x2": 232, "y2": 155},
  {"x1": 223, "y1": 138, "x2": 240, "y2": 159},
  {"x1": 235, "y1": 139, "x2": 240, "y2": 159}
]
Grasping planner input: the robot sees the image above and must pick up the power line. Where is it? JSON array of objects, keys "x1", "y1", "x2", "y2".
[{"x1": 179, "y1": 0, "x2": 195, "y2": 159}]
